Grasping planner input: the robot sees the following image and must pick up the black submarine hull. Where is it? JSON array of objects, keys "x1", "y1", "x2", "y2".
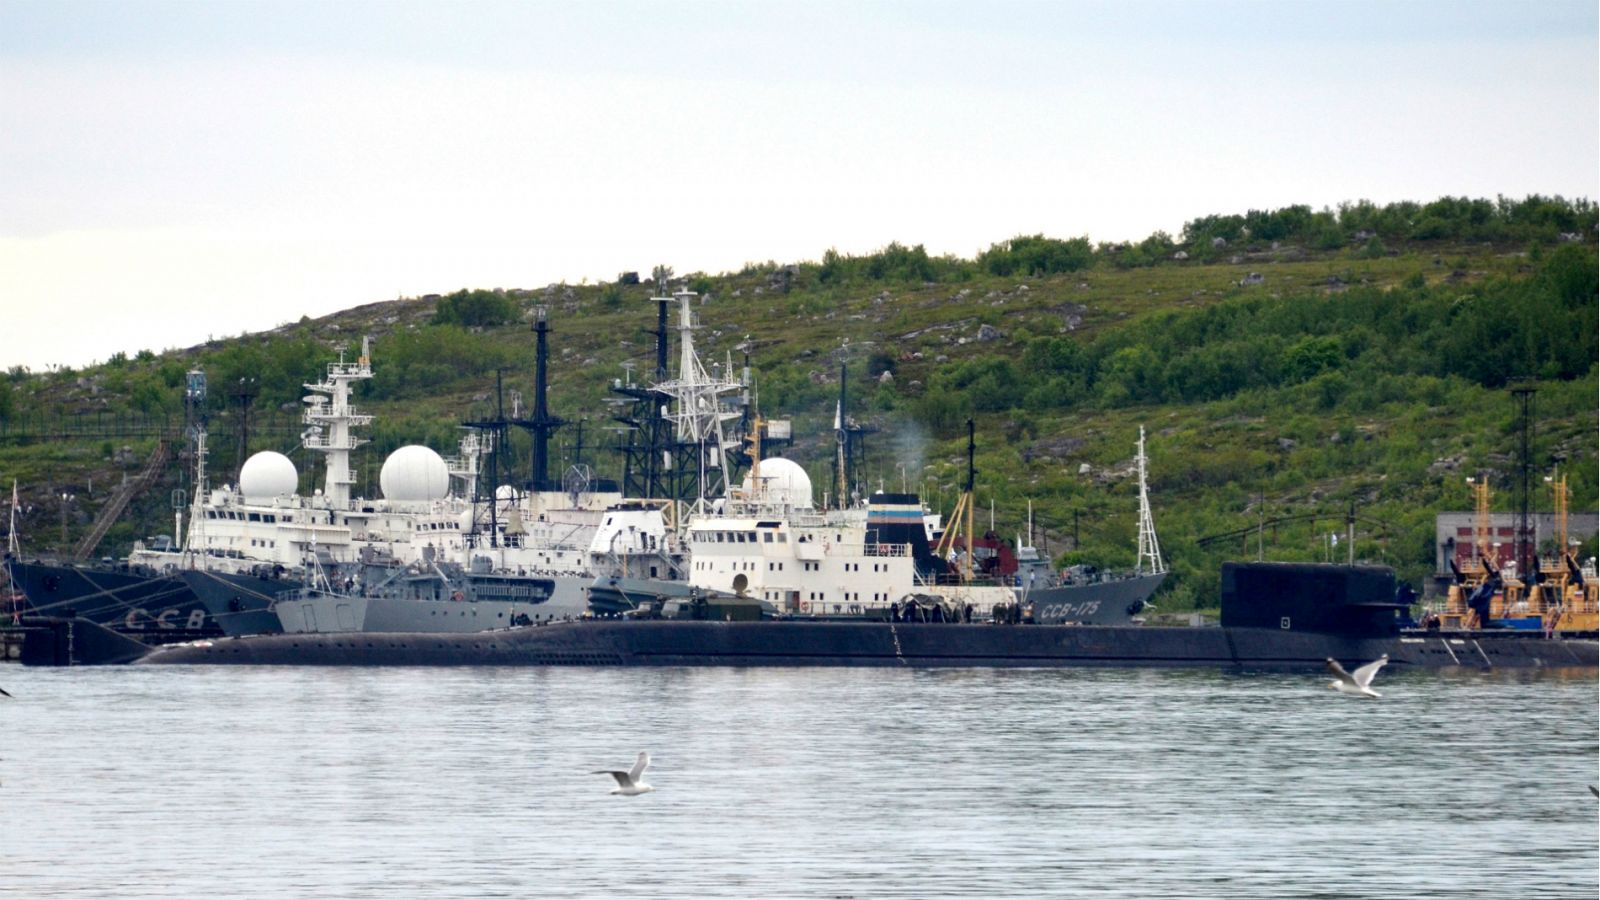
[
  {"x1": 92, "y1": 619, "x2": 1596, "y2": 670},
  {"x1": 23, "y1": 562, "x2": 1598, "y2": 670}
]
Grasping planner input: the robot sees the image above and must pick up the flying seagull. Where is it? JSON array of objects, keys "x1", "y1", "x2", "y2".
[
  {"x1": 1326, "y1": 655, "x2": 1388, "y2": 699},
  {"x1": 591, "y1": 751, "x2": 654, "y2": 796}
]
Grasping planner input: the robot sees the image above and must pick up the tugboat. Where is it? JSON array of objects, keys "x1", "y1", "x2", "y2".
[{"x1": 1437, "y1": 472, "x2": 1598, "y2": 636}]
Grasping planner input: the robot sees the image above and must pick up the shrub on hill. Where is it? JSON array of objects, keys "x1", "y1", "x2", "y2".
[
  {"x1": 905, "y1": 243, "x2": 1598, "y2": 420},
  {"x1": 978, "y1": 235, "x2": 1094, "y2": 277},
  {"x1": 431, "y1": 289, "x2": 519, "y2": 327}
]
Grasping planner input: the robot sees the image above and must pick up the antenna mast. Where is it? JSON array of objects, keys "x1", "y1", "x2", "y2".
[
  {"x1": 653, "y1": 289, "x2": 740, "y2": 515},
  {"x1": 302, "y1": 337, "x2": 373, "y2": 509},
  {"x1": 514, "y1": 307, "x2": 567, "y2": 491},
  {"x1": 1135, "y1": 425, "x2": 1166, "y2": 575},
  {"x1": 182, "y1": 368, "x2": 208, "y2": 561}
]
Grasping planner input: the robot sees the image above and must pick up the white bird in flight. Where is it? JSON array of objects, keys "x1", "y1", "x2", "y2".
[
  {"x1": 592, "y1": 751, "x2": 654, "y2": 796},
  {"x1": 1326, "y1": 655, "x2": 1388, "y2": 699}
]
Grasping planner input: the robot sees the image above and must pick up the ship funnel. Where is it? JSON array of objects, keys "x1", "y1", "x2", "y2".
[{"x1": 867, "y1": 492, "x2": 949, "y2": 579}]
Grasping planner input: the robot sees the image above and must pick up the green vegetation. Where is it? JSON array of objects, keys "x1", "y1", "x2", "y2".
[
  {"x1": 3, "y1": 195, "x2": 1594, "y2": 611},
  {"x1": 430, "y1": 288, "x2": 520, "y2": 327}
]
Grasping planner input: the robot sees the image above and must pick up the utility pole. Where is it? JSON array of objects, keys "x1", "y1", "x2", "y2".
[
  {"x1": 59, "y1": 490, "x2": 74, "y2": 544},
  {"x1": 1257, "y1": 492, "x2": 1265, "y2": 561}
]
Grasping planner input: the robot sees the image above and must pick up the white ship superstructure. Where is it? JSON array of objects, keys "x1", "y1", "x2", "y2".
[
  {"x1": 680, "y1": 457, "x2": 1015, "y2": 618},
  {"x1": 124, "y1": 338, "x2": 677, "y2": 590}
]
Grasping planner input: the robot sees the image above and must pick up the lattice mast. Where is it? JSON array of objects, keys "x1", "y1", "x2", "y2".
[
  {"x1": 1135, "y1": 425, "x2": 1166, "y2": 575},
  {"x1": 653, "y1": 290, "x2": 741, "y2": 515},
  {"x1": 6, "y1": 479, "x2": 19, "y2": 557},
  {"x1": 180, "y1": 369, "x2": 208, "y2": 559}
]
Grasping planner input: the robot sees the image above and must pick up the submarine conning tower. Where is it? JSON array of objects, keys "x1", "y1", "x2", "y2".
[
  {"x1": 1220, "y1": 562, "x2": 1408, "y2": 637},
  {"x1": 866, "y1": 492, "x2": 949, "y2": 579}
]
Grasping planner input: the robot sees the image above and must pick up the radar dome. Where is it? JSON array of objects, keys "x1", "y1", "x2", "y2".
[
  {"x1": 743, "y1": 457, "x2": 813, "y2": 508},
  {"x1": 380, "y1": 445, "x2": 449, "y2": 502},
  {"x1": 239, "y1": 451, "x2": 298, "y2": 500}
]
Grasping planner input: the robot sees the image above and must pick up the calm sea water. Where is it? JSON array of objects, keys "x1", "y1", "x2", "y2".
[{"x1": 2, "y1": 664, "x2": 1595, "y2": 899}]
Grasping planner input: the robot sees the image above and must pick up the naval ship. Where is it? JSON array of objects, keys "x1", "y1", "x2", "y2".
[
  {"x1": 968, "y1": 427, "x2": 1168, "y2": 626},
  {"x1": 7, "y1": 317, "x2": 684, "y2": 641}
]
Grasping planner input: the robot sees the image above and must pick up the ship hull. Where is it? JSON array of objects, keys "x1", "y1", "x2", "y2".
[
  {"x1": 1024, "y1": 572, "x2": 1166, "y2": 625},
  {"x1": 104, "y1": 619, "x2": 1598, "y2": 670},
  {"x1": 184, "y1": 567, "x2": 592, "y2": 636},
  {"x1": 7, "y1": 558, "x2": 222, "y2": 642},
  {"x1": 181, "y1": 569, "x2": 297, "y2": 636},
  {"x1": 587, "y1": 575, "x2": 705, "y2": 616}
]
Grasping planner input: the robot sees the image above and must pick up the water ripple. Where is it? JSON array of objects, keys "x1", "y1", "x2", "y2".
[{"x1": 2, "y1": 665, "x2": 1594, "y2": 898}]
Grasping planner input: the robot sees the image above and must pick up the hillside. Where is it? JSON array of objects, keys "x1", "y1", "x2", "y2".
[{"x1": 3, "y1": 195, "x2": 1596, "y2": 609}]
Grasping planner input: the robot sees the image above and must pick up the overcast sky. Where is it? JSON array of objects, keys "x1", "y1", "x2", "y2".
[{"x1": 2, "y1": 0, "x2": 1595, "y2": 371}]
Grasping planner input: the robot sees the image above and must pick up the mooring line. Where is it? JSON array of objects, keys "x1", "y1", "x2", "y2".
[
  {"x1": 1470, "y1": 639, "x2": 1492, "y2": 669},
  {"x1": 1439, "y1": 638, "x2": 1460, "y2": 665}
]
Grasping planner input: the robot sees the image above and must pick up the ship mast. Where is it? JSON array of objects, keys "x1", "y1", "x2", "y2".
[
  {"x1": 834, "y1": 364, "x2": 847, "y2": 510},
  {"x1": 301, "y1": 337, "x2": 373, "y2": 510},
  {"x1": 7, "y1": 479, "x2": 20, "y2": 557},
  {"x1": 1135, "y1": 425, "x2": 1166, "y2": 575},
  {"x1": 180, "y1": 369, "x2": 208, "y2": 562},
  {"x1": 963, "y1": 419, "x2": 975, "y2": 582},
  {"x1": 512, "y1": 307, "x2": 566, "y2": 491},
  {"x1": 1468, "y1": 475, "x2": 1493, "y2": 570},
  {"x1": 1551, "y1": 471, "x2": 1569, "y2": 559},
  {"x1": 652, "y1": 289, "x2": 740, "y2": 517},
  {"x1": 446, "y1": 430, "x2": 490, "y2": 504}
]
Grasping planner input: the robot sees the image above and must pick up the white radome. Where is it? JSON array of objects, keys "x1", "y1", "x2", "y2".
[
  {"x1": 744, "y1": 457, "x2": 813, "y2": 508},
  {"x1": 238, "y1": 451, "x2": 298, "y2": 500},
  {"x1": 380, "y1": 445, "x2": 449, "y2": 502}
]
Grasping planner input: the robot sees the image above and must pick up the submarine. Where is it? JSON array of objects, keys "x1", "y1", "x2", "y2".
[{"x1": 18, "y1": 562, "x2": 1598, "y2": 670}]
